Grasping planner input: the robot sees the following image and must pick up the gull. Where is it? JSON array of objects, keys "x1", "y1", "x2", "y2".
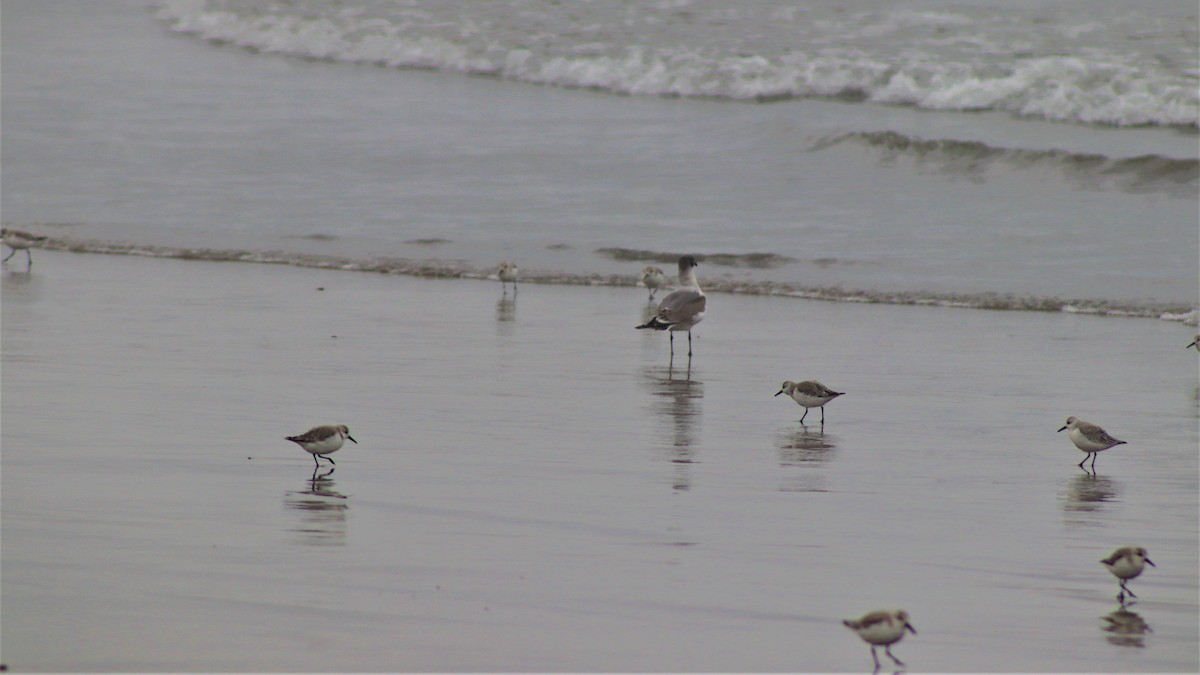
[
  {"x1": 286, "y1": 424, "x2": 357, "y2": 469},
  {"x1": 636, "y1": 256, "x2": 706, "y2": 359},
  {"x1": 843, "y1": 609, "x2": 917, "y2": 671},
  {"x1": 497, "y1": 261, "x2": 518, "y2": 294},
  {"x1": 2, "y1": 228, "x2": 47, "y2": 268},
  {"x1": 1058, "y1": 416, "x2": 1125, "y2": 471},
  {"x1": 775, "y1": 380, "x2": 845, "y2": 425},
  {"x1": 1101, "y1": 546, "x2": 1155, "y2": 605},
  {"x1": 641, "y1": 265, "x2": 667, "y2": 300}
]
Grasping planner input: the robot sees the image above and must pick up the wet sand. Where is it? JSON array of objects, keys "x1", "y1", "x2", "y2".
[{"x1": 2, "y1": 250, "x2": 1197, "y2": 672}]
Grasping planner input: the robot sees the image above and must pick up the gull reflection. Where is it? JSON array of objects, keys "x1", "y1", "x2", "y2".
[
  {"x1": 642, "y1": 366, "x2": 703, "y2": 491},
  {"x1": 284, "y1": 473, "x2": 349, "y2": 547},
  {"x1": 1101, "y1": 608, "x2": 1151, "y2": 648}
]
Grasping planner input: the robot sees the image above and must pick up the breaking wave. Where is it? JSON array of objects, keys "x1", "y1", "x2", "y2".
[
  {"x1": 28, "y1": 234, "x2": 1195, "y2": 321},
  {"x1": 813, "y1": 132, "x2": 1200, "y2": 195},
  {"x1": 154, "y1": 0, "x2": 1199, "y2": 129}
]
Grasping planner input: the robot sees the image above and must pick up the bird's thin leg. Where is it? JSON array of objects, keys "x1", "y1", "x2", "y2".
[
  {"x1": 799, "y1": 408, "x2": 809, "y2": 424},
  {"x1": 1078, "y1": 454, "x2": 1089, "y2": 470},
  {"x1": 26, "y1": 250, "x2": 33, "y2": 267},
  {"x1": 312, "y1": 454, "x2": 321, "y2": 469},
  {"x1": 884, "y1": 645, "x2": 905, "y2": 667},
  {"x1": 687, "y1": 331, "x2": 693, "y2": 357},
  {"x1": 669, "y1": 331, "x2": 675, "y2": 357},
  {"x1": 2, "y1": 249, "x2": 14, "y2": 263},
  {"x1": 820, "y1": 407, "x2": 826, "y2": 424},
  {"x1": 869, "y1": 646, "x2": 881, "y2": 671},
  {"x1": 1122, "y1": 580, "x2": 1137, "y2": 599},
  {"x1": 1090, "y1": 453, "x2": 1098, "y2": 471},
  {"x1": 326, "y1": 456, "x2": 336, "y2": 466}
]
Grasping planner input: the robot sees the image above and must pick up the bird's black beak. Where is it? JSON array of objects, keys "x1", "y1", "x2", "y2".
[
  {"x1": 774, "y1": 390, "x2": 783, "y2": 397},
  {"x1": 905, "y1": 623, "x2": 917, "y2": 635},
  {"x1": 1145, "y1": 558, "x2": 1156, "y2": 567},
  {"x1": 347, "y1": 435, "x2": 358, "y2": 444},
  {"x1": 1057, "y1": 426, "x2": 1067, "y2": 432}
]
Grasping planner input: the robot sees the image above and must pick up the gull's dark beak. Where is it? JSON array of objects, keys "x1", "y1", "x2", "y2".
[
  {"x1": 347, "y1": 435, "x2": 358, "y2": 444},
  {"x1": 905, "y1": 623, "x2": 917, "y2": 635},
  {"x1": 1057, "y1": 426, "x2": 1068, "y2": 432}
]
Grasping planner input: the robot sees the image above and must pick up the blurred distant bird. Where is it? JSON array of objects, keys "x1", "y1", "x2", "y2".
[
  {"x1": 286, "y1": 424, "x2": 357, "y2": 469},
  {"x1": 497, "y1": 261, "x2": 518, "y2": 294},
  {"x1": 1101, "y1": 546, "x2": 1155, "y2": 605},
  {"x1": 641, "y1": 265, "x2": 667, "y2": 300},
  {"x1": 1187, "y1": 335, "x2": 1199, "y2": 351},
  {"x1": 843, "y1": 609, "x2": 917, "y2": 671},
  {"x1": 2, "y1": 228, "x2": 47, "y2": 268}
]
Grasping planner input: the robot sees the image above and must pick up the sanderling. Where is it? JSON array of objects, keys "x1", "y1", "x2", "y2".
[
  {"x1": 1101, "y1": 546, "x2": 1155, "y2": 605},
  {"x1": 497, "y1": 261, "x2": 519, "y2": 293},
  {"x1": 1187, "y1": 335, "x2": 1199, "y2": 351},
  {"x1": 641, "y1": 265, "x2": 667, "y2": 300},
  {"x1": 1058, "y1": 416, "x2": 1125, "y2": 471},
  {"x1": 636, "y1": 256, "x2": 706, "y2": 359},
  {"x1": 775, "y1": 380, "x2": 845, "y2": 425},
  {"x1": 843, "y1": 609, "x2": 917, "y2": 671},
  {"x1": 286, "y1": 424, "x2": 357, "y2": 468},
  {"x1": 2, "y1": 228, "x2": 47, "y2": 268}
]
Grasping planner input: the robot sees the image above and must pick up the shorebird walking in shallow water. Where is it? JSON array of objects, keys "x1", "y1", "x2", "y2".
[
  {"x1": 286, "y1": 424, "x2": 357, "y2": 469},
  {"x1": 641, "y1": 265, "x2": 667, "y2": 300},
  {"x1": 497, "y1": 261, "x2": 519, "y2": 294},
  {"x1": 2, "y1": 228, "x2": 47, "y2": 268},
  {"x1": 775, "y1": 380, "x2": 845, "y2": 425},
  {"x1": 1058, "y1": 416, "x2": 1125, "y2": 471},
  {"x1": 1101, "y1": 546, "x2": 1155, "y2": 605},
  {"x1": 636, "y1": 256, "x2": 706, "y2": 362},
  {"x1": 843, "y1": 609, "x2": 917, "y2": 671}
]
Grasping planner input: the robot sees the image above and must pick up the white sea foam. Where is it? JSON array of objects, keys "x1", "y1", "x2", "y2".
[{"x1": 155, "y1": 0, "x2": 1200, "y2": 128}]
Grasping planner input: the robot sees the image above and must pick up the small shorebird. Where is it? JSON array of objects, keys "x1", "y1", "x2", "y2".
[
  {"x1": 1187, "y1": 335, "x2": 1199, "y2": 351},
  {"x1": 1058, "y1": 416, "x2": 1125, "y2": 471},
  {"x1": 2, "y1": 228, "x2": 47, "y2": 268},
  {"x1": 286, "y1": 424, "x2": 357, "y2": 468},
  {"x1": 775, "y1": 380, "x2": 845, "y2": 425},
  {"x1": 641, "y1": 265, "x2": 667, "y2": 300},
  {"x1": 1101, "y1": 546, "x2": 1155, "y2": 605},
  {"x1": 843, "y1": 609, "x2": 917, "y2": 671},
  {"x1": 636, "y1": 256, "x2": 706, "y2": 360},
  {"x1": 497, "y1": 261, "x2": 518, "y2": 294}
]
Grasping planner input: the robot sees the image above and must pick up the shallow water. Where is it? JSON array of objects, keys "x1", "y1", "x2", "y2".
[
  {"x1": 2, "y1": 251, "x2": 1196, "y2": 671},
  {"x1": 2, "y1": 0, "x2": 1198, "y2": 314}
]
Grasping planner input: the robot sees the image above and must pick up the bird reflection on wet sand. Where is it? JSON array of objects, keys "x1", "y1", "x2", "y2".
[
  {"x1": 1061, "y1": 473, "x2": 1121, "y2": 526},
  {"x1": 284, "y1": 473, "x2": 349, "y2": 547},
  {"x1": 1102, "y1": 608, "x2": 1151, "y2": 648},
  {"x1": 496, "y1": 294, "x2": 516, "y2": 322},
  {"x1": 776, "y1": 426, "x2": 837, "y2": 492},
  {"x1": 642, "y1": 366, "x2": 703, "y2": 491}
]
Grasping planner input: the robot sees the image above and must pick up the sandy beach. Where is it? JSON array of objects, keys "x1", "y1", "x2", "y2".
[{"x1": 1, "y1": 249, "x2": 1197, "y2": 671}]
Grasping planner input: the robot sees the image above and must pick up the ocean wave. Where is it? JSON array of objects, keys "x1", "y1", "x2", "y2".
[
  {"x1": 154, "y1": 0, "x2": 1199, "y2": 129},
  {"x1": 26, "y1": 234, "x2": 1194, "y2": 321},
  {"x1": 812, "y1": 132, "x2": 1200, "y2": 194}
]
